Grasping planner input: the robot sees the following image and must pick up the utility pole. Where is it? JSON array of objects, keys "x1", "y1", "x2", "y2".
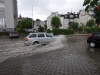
[{"x1": 32, "y1": 6, "x2": 34, "y2": 32}]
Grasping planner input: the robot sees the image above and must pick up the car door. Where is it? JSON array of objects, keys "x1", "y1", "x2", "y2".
[
  {"x1": 28, "y1": 33, "x2": 37, "y2": 44},
  {"x1": 92, "y1": 33, "x2": 100, "y2": 44},
  {"x1": 98, "y1": 33, "x2": 100, "y2": 44},
  {"x1": 37, "y1": 33, "x2": 47, "y2": 44}
]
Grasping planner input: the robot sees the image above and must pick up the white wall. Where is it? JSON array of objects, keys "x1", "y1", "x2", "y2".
[
  {"x1": 79, "y1": 15, "x2": 91, "y2": 26},
  {"x1": 63, "y1": 19, "x2": 69, "y2": 29},
  {"x1": 47, "y1": 12, "x2": 58, "y2": 29},
  {"x1": 4, "y1": 0, "x2": 18, "y2": 31}
]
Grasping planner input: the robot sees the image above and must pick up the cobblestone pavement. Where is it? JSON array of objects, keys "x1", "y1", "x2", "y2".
[{"x1": 0, "y1": 35, "x2": 100, "y2": 75}]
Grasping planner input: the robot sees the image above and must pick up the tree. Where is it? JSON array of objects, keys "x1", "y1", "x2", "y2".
[
  {"x1": 83, "y1": 0, "x2": 100, "y2": 25},
  {"x1": 51, "y1": 16, "x2": 62, "y2": 28},
  {"x1": 19, "y1": 19, "x2": 32, "y2": 30},
  {"x1": 70, "y1": 22, "x2": 78, "y2": 31},
  {"x1": 83, "y1": 0, "x2": 99, "y2": 11},
  {"x1": 38, "y1": 26, "x2": 44, "y2": 32},
  {"x1": 94, "y1": 5, "x2": 100, "y2": 25},
  {"x1": 44, "y1": 24, "x2": 47, "y2": 31},
  {"x1": 86, "y1": 19, "x2": 95, "y2": 27}
]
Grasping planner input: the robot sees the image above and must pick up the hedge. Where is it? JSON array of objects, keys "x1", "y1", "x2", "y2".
[
  {"x1": 47, "y1": 29, "x2": 74, "y2": 35},
  {"x1": 47, "y1": 29, "x2": 52, "y2": 33},
  {"x1": 84, "y1": 27, "x2": 100, "y2": 33}
]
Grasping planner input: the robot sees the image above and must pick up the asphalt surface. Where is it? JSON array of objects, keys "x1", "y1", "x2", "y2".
[{"x1": 0, "y1": 35, "x2": 100, "y2": 75}]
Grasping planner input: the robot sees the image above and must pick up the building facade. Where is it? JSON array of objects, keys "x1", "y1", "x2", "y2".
[
  {"x1": 0, "y1": 0, "x2": 6, "y2": 30},
  {"x1": 0, "y1": 0, "x2": 18, "y2": 31},
  {"x1": 34, "y1": 19, "x2": 45, "y2": 31},
  {"x1": 47, "y1": 9, "x2": 92, "y2": 29}
]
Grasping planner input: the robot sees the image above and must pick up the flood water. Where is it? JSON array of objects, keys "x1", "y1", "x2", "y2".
[{"x1": 0, "y1": 35, "x2": 100, "y2": 75}]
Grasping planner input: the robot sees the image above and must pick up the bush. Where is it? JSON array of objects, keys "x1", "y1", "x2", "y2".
[
  {"x1": 16, "y1": 27, "x2": 22, "y2": 32},
  {"x1": 78, "y1": 26, "x2": 84, "y2": 33},
  {"x1": 47, "y1": 29, "x2": 52, "y2": 33},
  {"x1": 51, "y1": 29, "x2": 74, "y2": 35},
  {"x1": 86, "y1": 19, "x2": 95, "y2": 27},
  {"x1": 70, "y1": 22, "x2": 78, "y2": 31},
  {"x1": 84, "y1": 27, "x2": 100, "y2": 33},
  {"x1": 38, "y1": 26, "x2": 44, "y2": 32}
]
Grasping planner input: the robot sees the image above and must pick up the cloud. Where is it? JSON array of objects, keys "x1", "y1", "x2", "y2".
[{"x1": 17, "y1": 0, "x2": 84, "y2": 21}]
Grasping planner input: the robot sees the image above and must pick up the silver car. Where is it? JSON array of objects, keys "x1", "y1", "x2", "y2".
[{"x1": 24, "y1": 32, "x2": 56, "y2": 45}]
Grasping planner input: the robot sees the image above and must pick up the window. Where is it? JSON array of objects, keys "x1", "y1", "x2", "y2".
[
  {"x1": 38, "y1": 34, "x2": 45, "y2": 37},
  {"x1": 29, "y1": 34, "x2": 36, "y2": 38},
  {"x1": 76, "y1": 15, "x2": 77, "y2": 17},
  {"x1": 46, "y1": 34, "x2": 52, "y2": 37},
  {"x1": 69, "y1": 15, "x2": 74, "y2": 18}
]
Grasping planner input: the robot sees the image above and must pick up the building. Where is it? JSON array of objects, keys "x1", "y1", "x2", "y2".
[
  {"x1": 47, "y1": 9, "x2": 92, "y2": 29},
  {"x1": 0, "y1": 0, "x2": 18, "y2": 31},
  {"x1": 0, "y1": 0, "x2": 6, "y2": 30},
  {"x1": 79, "y1": 9, "x2": 92, "y2": 26},
  {"x1": 34, "y1": 19, "x2": 45, "y2": 31}
]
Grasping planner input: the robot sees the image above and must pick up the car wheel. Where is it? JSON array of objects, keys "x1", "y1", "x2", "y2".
[
  {"x1": 33, "y1": 41, "x2": 39, "y2": 45},
  {"x1": 89, "y1": 42, "x2": 96, "y2": 48}
]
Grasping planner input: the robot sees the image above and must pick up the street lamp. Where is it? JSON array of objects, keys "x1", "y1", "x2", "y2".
[{"x1": 32, "y1": 6, "x2": 33, "y2": 32}]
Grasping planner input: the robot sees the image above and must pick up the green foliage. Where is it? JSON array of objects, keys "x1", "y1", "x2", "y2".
[
  {"x1": 83, "y1": 0, "x2": 99, "y2": 11},
  {"x1": 84, "y1": 27, "x2": 100, "y2": 33},
  {"x1": 38, "y1": 26, "x2": 44, "y2": 32},
  {"x1": 51, "y1": 16, "x2": 62, "y2": 28},
  {"x1": 44, "y1": 24, "x2": 47, "y2": 31},
  {"x1": 52, "y1": 29, "x2": 74, "y2": 35},
  {"x1": 70, "y1": 22, "x2": 78, "y2": 31},
  {"x1": 19, "y1": 19, "x2": 32, "y2": 29},
  {"x1": 86, "y1": 19, "x2": 95, "y2": 27},
  {"x1": 47, "y1": 29, "x2": 52, "y2": 33},
  {"x1": 78, "y1": 26, "x2": 84, "y2": 33},
  {"x1": 94, "y1": 6, "x2": 100, "y2": 25},
  {"x1": 83, "y1": 0, "x2": 100, "y2": 25},
  {"x1": 16, "y1": 27, "x2": 22, "y2": 32}
]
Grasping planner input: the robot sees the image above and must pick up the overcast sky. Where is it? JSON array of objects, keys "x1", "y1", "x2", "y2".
[{"x1": 17, "y1": 0, "x2": 85, "y2": 21}]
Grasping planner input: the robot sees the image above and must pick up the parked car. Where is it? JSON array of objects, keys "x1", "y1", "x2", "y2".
[
  {"x1": 9, "y1": 31, "x2": 19, "y2": 38},
  {"x1": 87, "y1": 32, "x2": 100, "y2": 47},
  {"x1": 24, "y1": 32, "x2": 56, "y2": 46}
]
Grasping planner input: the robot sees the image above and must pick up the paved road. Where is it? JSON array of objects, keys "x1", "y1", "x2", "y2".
[{"x1": 0, "y1": 35, "x2": 100, "y2": 75}]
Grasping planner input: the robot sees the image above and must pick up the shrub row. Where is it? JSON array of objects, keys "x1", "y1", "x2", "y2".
[
  {"x1": 84, "y1": 27, "x2": 100, "y2": 33},
  {"x1": 47, "y1": 29, "x2": 74, "y2": 35},
  {"x1": 78, "y1": 27, "x2": 100, "y2": 33}
]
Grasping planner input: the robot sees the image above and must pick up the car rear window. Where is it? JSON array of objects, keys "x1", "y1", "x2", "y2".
[
  {"x1": 10, "y1": 32, "x2": 17, "y2": 34},
  {"x1": 46, "y1": 33, "x2": 52, "y2": 37},
  {"x1": 29, "y1": 34, "x2": 37, "y2": 38}
]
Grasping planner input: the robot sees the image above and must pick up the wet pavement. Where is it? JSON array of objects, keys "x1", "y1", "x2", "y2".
[{"x1": 0, "y1": 35, "x2": 100, "y2": 75}]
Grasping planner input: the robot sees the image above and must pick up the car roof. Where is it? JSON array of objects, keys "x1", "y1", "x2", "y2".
[{"x1": 30, "y1": 32, "x2": 46, "y2": 34}]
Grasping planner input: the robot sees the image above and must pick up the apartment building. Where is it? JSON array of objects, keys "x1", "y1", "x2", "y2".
[
  {"x1": 47, "y1": 9, "x2": 92, "y2": 29},
  {"x1": 0, "y1": 0, "x2": 18, "y2": 31}
]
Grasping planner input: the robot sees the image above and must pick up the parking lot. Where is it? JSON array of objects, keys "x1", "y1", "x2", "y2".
[{"x1": 0, "y1": 35, "x2": 100, "y2": 75}]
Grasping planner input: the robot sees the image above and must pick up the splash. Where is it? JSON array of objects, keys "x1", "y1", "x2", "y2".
[{"x1": 0, "y1": 35, "x2": 66, "y2": 62}]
